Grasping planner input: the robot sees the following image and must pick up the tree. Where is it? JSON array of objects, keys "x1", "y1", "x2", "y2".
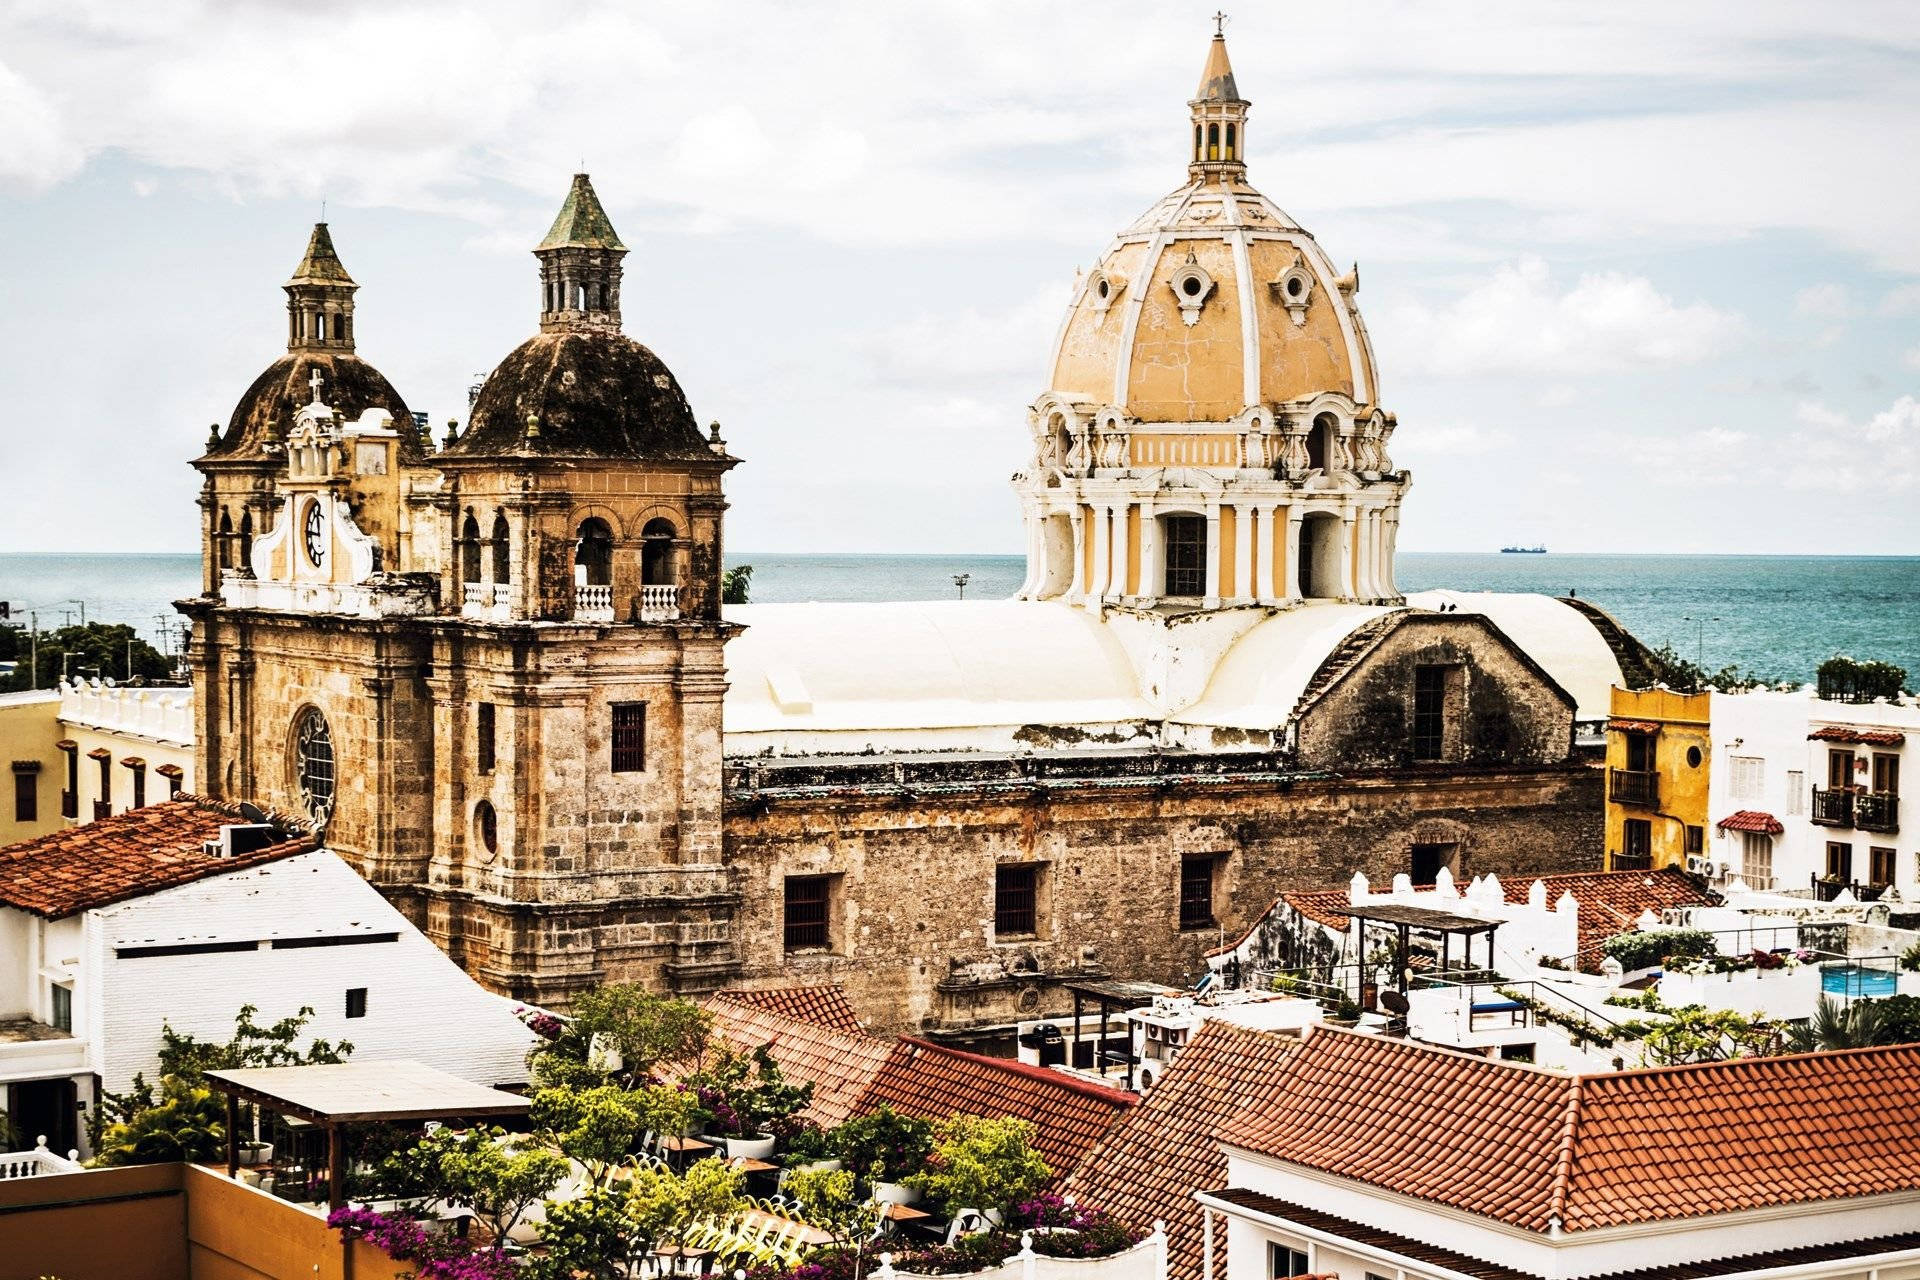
[
  {"x1": 1645, "y1": 643, "x2": 1767, "y2": 694},
  {"x1": 1615, "y1": 1002, "x2": 1786, "y2": 1064},
  {"x1": 393, "y1": 1126, "x2": 569, "y2": 1252},
  {"x1": 626, "y1": 1157, "x2": 746, "y2": 1261},
  {"x1": 784, "y1": 1167, "x2": 889, "y2": 1279},
  {"x1": 906, "y1": 1115, "x2": 1052, "y2": 1218},
  {"x1": 531, "y1": 1084, "x2": 646, "y2": 1188},
  {"x1": 1788, "y1": 995, "x2": 1888, "y2": 1051},
  {"x1": 2, "y1": 622, "x2": 176, "y2": 691},
  {"x1": 529, "y1": 1187, "x2": 652, "y2": 1280},
  {"x1": 93, "y1": 1077, "x2": 226, "y2": 1167},
  {"x1": 543, "y1": 986, "x2": 712, "y2": 1086},
  {"x1": 721, "y1": 565, "x2": 753, "y2": 606}
]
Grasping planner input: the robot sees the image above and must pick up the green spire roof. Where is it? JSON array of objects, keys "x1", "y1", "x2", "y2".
[
  {"x1": 538, "y1": 173, "x2": 627, "y2": 252},
  {"x1": 287, "y1": 223, "x2": 356, "y2": 287}
]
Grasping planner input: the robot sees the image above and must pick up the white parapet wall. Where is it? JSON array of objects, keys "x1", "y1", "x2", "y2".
[
  {"x1": 58, "y1": 680, "x2": 193, "y2": 746},
  {"x1": 874, "y1": 1227, "x2": 1168, "y2": 1280}
]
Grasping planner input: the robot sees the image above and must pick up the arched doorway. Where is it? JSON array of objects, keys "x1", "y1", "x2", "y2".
[
  {"x1": 1299, "y1": 512, "x2": 1344, "y2": 599},
  {"x1": 1308, "y1": 413, "x2": 1338, "y2": 473},
  {"x1": 490, "y1": 512, "x2": 510, "y2": 583},
  {"x1": 460, "y1": 512, "x2": 482, "y2": 585},
  {"x1": 1038, "y1": 513, "x2": 1074, "y2": 597},
  {"x1": 1162, "y1": 513, "x2": 1207, "y2": 597},
  {"x1": 640, "y1": 518, "x2": 677, "y2": 586},
  {"x1": 574, "y1": 517, "x2": 613, "y2": 586}
]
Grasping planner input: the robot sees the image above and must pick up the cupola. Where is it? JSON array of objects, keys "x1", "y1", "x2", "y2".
[
  {"x1": 1189, "y1": 25, "x2": 1249, "y2": 181},
  {"x1": 284, "y1": 223, "x2": 357, "y2": 352},
  {"x1": 537, "y1": 173, "x2": 627, "y2": 334}
]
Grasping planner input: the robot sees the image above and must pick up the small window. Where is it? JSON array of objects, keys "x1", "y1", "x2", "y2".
[
  {"x1": 474, "y1": 800, "x2": 498, "y2": 856},
  {"x1": 128, "y1": 761, "x2": 146, "y2": 810},
  {"x1": 1411, "y1": 842, "x2": 1456, "y2": 886},
  {"x1": 995, "y1": 864, "x2": 1040, "y2": 937},
  {"x1": 1179, "y1": 856, "x2": 1216, "y2": 930},
  {"x1": 1623, "y1": 819, "x2": 1652, "y2": 860},
  {"x1": 784, "y1": 876, "x2": 833, "y2": 952},
  {"x1": 1163, "y1": 514, "x2": 1207, "y2": 596},
  {"x1": 1826, "y1": 841, "x2": 1853, "y2": 881},
  {"x1": 610, "y1": 702, "x2": 645, "y2": 773},
  {"x1": 14, "y1": 769, "x2": 37, "y2": 823},
  {"x1": 1686, "y1": 745, "x2": 1703, "y2": 768},
  {"x1": 1684, "y1": 825, "x2": 1704, "y2": 855},
  {"x1": 1785, "y1": 771, "x2": 1805, "y2": 814},
  {"x1": 1828, "y1": 749, "x2": 1854, "y2": 790},
  {"x1": 51, "y1": 983, "x2": 73, "y2": 1033},
  {"x1": 1624, "y1": 731, "x2": 1656, "y2": 773},
  {"x1": 476, "y1": 702, "x2": 496, "y2": 773},
  {"x1": 1873, "y1": 753, "x2": 1899, "y2": 795},
  {"x1": 1412, "y1": 665, "x2": 1447, "y2": 761},
  {"x1": 1268, "y1": 1244, "x2": 1309, "y2": 1280},
  {"x1": 1732, "y1": 754, "x2": 1765, "y2": 799},
  {"x1": 1870, "y1": 846, "x2": 1896, "y2": 887},
  {"x1": 1224, "y1": 123, "x2": 1237, "y2": 159},
  {"x1": 1742, "y1": 832, "x2": 1774, "y2": 886},
  {"x1": 490, "y1": 512, "x2": 511, "y2": 584},
  {"x1": 345, "y1": 988, "x2": 368, "y2": 1019}
]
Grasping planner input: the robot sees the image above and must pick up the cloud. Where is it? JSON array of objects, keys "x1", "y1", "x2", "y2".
[
  {"x1": 0, "y1": 59, "x2": 75, "y2": 188},
  {"x1": 1905, "y1": 345, "x2": 1920, "y2": 372},
  {"x1": 1378, "y1": 257, "x2": 1746, "y2": 377},
  {"x1": 1878, "y1": 283, "x2": 1920, "y2": 317},
  {"x1": 861, "y1": 286, "x2": 1067, "y2": 390},
  {"x1": 1793, "y1": 283, "x2": 1854, "y2": 320},
  {"x1": 1788, "y1": 396, "x2": 1920, "y2": 492}
]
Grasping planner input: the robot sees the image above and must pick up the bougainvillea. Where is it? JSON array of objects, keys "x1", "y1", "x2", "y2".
[{"x1": 327, "y1": 1205, "x2": 519, "y2": 1280}]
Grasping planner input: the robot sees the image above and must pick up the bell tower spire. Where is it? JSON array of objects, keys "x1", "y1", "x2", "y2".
[
  {"x1": 536, "y1": 173, "x2": 628, "y2": 334},
  {"x1": 1189, "y1": 20, "x2": 1250, "y2": 182},
  {"x1": 284, "y1": 223, "x2": 357, "y2": 353}
]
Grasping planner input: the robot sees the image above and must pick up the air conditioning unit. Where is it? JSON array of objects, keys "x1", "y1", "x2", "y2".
[
  {"x1": 1685, "y1": 855, "x2": 1709, "y2": 876},
  {"x1": 1715, "y1": 860, "x2": 1733, "y2": 882},
  {"x1": 214, "y1": 823, "x2": 277, "y2": 858}
]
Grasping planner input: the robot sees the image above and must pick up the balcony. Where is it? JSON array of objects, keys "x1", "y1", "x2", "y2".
[
  {"x1": 1609, "y1": 849, "x2": 1653, "y2": 871},
  {"x1": 1855, "y1": 791, "x2": 1899, "y2": 833},
  {"x1": 1609, "y1": 768, "x2": 1658, "y2": 807},
  {"x1": 639, "y1": 583, "x2": 680, "y2": 623},
  {"x1": 60, "y1": 789, "x2": 76, "y2": 820},
  {"x1": 573, "y1": 583, "x2": 615, "y2": 622},
  {"x1": 92, "y1": 800, "x2": 112, "y2": 821},
  {"x1": 1810, "y1": 787, "x2": 1854, "y2": 827}
]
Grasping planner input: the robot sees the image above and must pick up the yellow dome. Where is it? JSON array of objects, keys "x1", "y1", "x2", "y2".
[{"x1": 1045, "y1": 36, "x2": 1381, "y2": 423}]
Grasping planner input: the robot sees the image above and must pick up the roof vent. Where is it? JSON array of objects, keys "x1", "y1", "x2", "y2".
[{"x1": 216, "y1": 824, "x2": 279, "y2": 858}]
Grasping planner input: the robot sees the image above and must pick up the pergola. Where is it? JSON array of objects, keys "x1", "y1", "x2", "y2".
[
  {"x1": 1346, "y1": 903, "x2": 1503, "y2": 994},
  {"x1": 205, "y1": 1059, "x2": 531, "y2": 1211}
]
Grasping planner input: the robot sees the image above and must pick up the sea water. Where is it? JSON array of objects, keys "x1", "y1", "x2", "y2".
[{"x1": 2, "y1": 551, "x2": 1915, "y2": 685}]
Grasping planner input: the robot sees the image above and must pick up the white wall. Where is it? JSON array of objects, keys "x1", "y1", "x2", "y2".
[{"x1": 91, "y1": 851, "x2": 535, "y2": 1093}]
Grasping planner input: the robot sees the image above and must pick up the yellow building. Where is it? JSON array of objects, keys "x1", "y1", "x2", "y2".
[
  {"x1": 1605, "y1": 686, "x2": 1711, "y2": 873},
  {"x1": 0, "y1": 681, "x2": 195, "y2": 845}
]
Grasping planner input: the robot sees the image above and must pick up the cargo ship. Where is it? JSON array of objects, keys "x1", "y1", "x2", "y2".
[{"x1": 1500, "y1": 545, "x2": 1547, "y2": 554}]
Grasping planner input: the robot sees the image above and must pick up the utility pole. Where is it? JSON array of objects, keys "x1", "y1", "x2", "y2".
[
  {"x1": 29, "y1": 612, "x2": 38, "y2": 690},
  {"x1": 953, "y1": 573, "x2": 971, "y2": 600}
]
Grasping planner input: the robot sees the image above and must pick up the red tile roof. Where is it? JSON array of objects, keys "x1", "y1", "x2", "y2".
[
  {"x1": 1226, "y1": 1029, "x2": 1920, "y2": 1233},
  {"x1": 710, "y1": 985, "x2": 865, "y2": 1035},
  {"x1": 0, "y1": 795, "x2": 315, "y2": 919},
  {"x1": 1063, "y1": 1021, "x2": 1298, "y2": 1280},
  {"x1": 1716, "y1": 810, "x2": 1784, "y2": 835},
  {"x1": 1810, "y1": 726, "x2": 1905, "y2": 746},
  {"x1": 702, "y1": 1001, "x2": 1135, "y2": 1181},
  {"x1": 1607, "y1": 718, "x2": 1663, "y2": 734},
  {"x1": 862, "y1": 1039, "x2": 1136, "y2": 1181},
  {"x1": 1268, "y1": 868, "x2": 1716, "y2": 968}
]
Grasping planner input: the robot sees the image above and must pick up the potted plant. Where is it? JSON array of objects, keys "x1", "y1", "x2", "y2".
[
  {"x1": 906, "y1": 1115, "x2": 1051, "y2": 1225},
  {"x1": 238, "y1": 1138, "x2": 273, "y2": 1166},
  {"x1": 692, "y1": 1046, "x2": 813, "y2": 1160},
  {"x1": 834, "y1": 1105, "x2": 934, "y2": 1205},
  {"x1": 779, "y1": 1122, "x2": 842, "y2": 1174}
]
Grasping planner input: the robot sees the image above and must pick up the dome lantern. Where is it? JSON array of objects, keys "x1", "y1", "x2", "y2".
[
  {"x1": 1189, "y1": 24, "x2": 1249, "y2": 181},
  {"x1": 284, "y1": 223, "x2": 357, "y2": 353},
  {"x1": 536, "y1": 173, "x2": 627, "y2": 334}
]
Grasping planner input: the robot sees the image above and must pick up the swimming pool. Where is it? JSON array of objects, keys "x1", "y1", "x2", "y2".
[{"x1": 1820, "y1": 965, "x2": 1897, "y2": 997}]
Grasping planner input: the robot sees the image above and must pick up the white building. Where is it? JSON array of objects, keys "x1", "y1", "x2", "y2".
[
  {"x1": 1198, "y1": 1027, "x2": 1920, "y2": 1280},
  {"x1": 0, "y1": 795, "x2": 535, "y2": 1158},
  {"x1": 1705, "y1": 688, "x2": 1916, "y2": 899}
]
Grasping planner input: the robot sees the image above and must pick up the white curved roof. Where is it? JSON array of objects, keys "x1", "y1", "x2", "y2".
[
  {"x1": 1177, "y1": 603, "x2": 1395, "y2": 729},
  {"x1": 1404, "y1": 590, "x2": 1624, "y2": 721},
  {"x1": 722, "y1": 600, "x2": 1151, "y2": 736}
]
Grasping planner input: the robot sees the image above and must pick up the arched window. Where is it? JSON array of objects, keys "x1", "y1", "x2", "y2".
[
  {"x1": 293, "y1": 706, "x2": 335, "y2": 826},
  {"x1": 1163, "y1": 513, "x2": 1207, "y2": 596},
  {"x1": 575, "y1": 283, "x2": 587, "y2": 310},
  {"x1": 1225, "y1": 123, "x2": 1236, "y2": 159},
  {"x1": 1194, "y1": 124, "x2": 1202, "y2": 161},
  {"x1": 575, "y1": 517, "x2": 614, "y2": 586},
  {"x1": 316, "y1": 314, "x2": 328, "y2": 342},
  {"x1": 1207, "y1": 123, "x2": 1219, "y2": 161},
  {"x1": 1300, "y1": 512, "x2": 1343, "y2": 600},
  {"x1": 641, "y1": 517, "x2": 677, "y2": 586},
  {"x1": 239, "y1": 509, "x2": 254, "y2": 571},
  {"x1": 1308, "y1": 413, "x2": 1337, "y2": 472},
  {"x1": 460, "y1": 512, "x2": 481, "y2": 584},
  {"x1": 490, "y1": 512, "x2": 510, "y2": 583},
  {"x1": 216, "y1": 508, "x2": 234, "y2": 570}
]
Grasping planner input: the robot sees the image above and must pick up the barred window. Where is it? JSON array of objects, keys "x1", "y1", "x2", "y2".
[
  {"x1": 1163, "y1": 515, "x2": 1207, "y2": 596},
  {"x1": 784, "y1": 876, "x2": 832, "y2": 951},
  {"x1": 294, "y1": 708, "x2": 335, "y2": 825},
  {"x1": 995, "y1": 864, "x2": 1039, "y2": 937},
  {"x1": 611, "y1": 702, "x2": 645, "y2": 773},
  {"x1": 1412, "y1": 665, "x2": 1447, "y2": 760},
  {"x1": 477, "y1": 702, "x2": 496, "y2": 773},
  {"x1": 1179, "y1": 856, "x2": 1215, "y2": 930}
]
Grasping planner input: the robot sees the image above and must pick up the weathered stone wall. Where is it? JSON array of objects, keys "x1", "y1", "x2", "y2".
[{"x1": 721, "y1": 763, "x2": 1603, "y2": 1037}]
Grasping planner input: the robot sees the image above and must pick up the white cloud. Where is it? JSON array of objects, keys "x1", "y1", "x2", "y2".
[
  {"x1": 1793, "y1": 283, "x2": 1854, "y2": 320},
  {"x1": 861, "y1": 286, "x2": 1066, "y2": 390},
  {"x1": 1879, "y1": 283, "x2": 1920, "y2": 317},
  {"x1": 1379, "y1": 257, "x2": 1745, "y2": 377},
  {"x1": 1788, "y1": 396, "x2": 1920, "y2": 492},
  {"x1": 1904, "y1": 344, "x2": 1920, "y2": 371},
  {"x1": 0, "y1": 59, "x2": 75, "y2": 188}
]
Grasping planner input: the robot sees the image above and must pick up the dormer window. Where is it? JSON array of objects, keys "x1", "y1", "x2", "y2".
[{"x1": 1169, "y1": 256, "x2": 1214, "y2": 326}]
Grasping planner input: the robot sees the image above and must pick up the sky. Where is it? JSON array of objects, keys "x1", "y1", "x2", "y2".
[{"x1": 1, "y1": 1, "x2": 1917, "y2": 556}]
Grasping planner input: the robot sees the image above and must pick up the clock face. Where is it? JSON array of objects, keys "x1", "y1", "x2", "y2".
[{"x1": 303, "y1": 500, "x2": 326, "y2": 566}]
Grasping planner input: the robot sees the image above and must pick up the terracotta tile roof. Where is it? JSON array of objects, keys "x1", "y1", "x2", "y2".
[
  {"x1": 1225, "y1": 1029, "x2": 1920, "y2": 1233},
  {"x1": 1716, "y1": 810, "x2": 1785, "y2": 835},
  {"x1": 861, "y1": 1039, "x2": 1136, "y2": 1182},
  {"x1": 1608, "y1": 718, "x2": 1663, "y2": 734},
  {"x1": 1202, "y1": 1191, "x2": 1920, "y2": 1280},
  {"x1": 710, "y1": 985, "x2": 865, "y2": 1035},
  {"x1": 0, "y1": 794, "x2": 315, "y2": 919},
  {"x1": 1269, "y1": 869, "x2": 1716, "y2": 968},
  {"x1": 703, "y1": 999, "x2": 896, "y2": 1128},
  {"x1": 1810, "y1": 725, "x2": 1905, "y2": 746},
  {"x1": 704, "y1": 999, "x2": 1134, "y2": 1181},
  {"x1": 1062, "y1": 1021, "x2": 1297, "y2": 1280}
]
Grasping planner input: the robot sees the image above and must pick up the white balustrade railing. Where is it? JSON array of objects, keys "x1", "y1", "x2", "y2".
[
  {"x1": 59, "y1": 681, "x2": 194, "y2": 745},
  {"x1": 574, "y1": 583, "x2": 615, "y2": 622},
  {"x1": 0, "y1": 1138, "x2": 84, "y2": 1180},
  {"x1": 463, "y1": 582, "x2": 494, "y2": 608},
  {"x1": 640, "y1": 583, "x2": 681, "y2": 622}
]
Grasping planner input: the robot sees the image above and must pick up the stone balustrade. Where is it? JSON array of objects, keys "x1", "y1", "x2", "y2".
[
  {"x1": 574, "y1": 583, "x2": 615, "y2": 622},
  {"x1": 60, "y1": 680, "x2": 194, "y2": 745},
  {"x1": 640, "y1": 583, "x2": 680, "y2": 622}
]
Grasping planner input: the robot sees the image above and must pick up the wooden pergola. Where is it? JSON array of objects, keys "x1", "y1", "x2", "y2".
[
  {"x1": 204, "y1": 1059, "x2": 530, "y2": 1211},
  {"x1": 1346, "y1": 902, "x2": 1503, "y2": 994}
]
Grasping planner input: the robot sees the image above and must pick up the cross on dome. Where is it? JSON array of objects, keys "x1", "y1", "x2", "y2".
[
  {"x1": 1213, "y1": 10, "x2": 1228, "y2": 35},
  {"x1": 308, "y1": 368, "x2": 325, "y2": 403}
]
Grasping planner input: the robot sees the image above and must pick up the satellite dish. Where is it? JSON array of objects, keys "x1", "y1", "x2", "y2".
[
  {"x1": 238, "y1": 802, "x2": 269, "y2": 824},
  {"x1": 1379, "y1": 990, "x2": 1411, "y2": 1016}
]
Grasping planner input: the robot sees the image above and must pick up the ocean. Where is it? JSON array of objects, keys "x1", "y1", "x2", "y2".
[{"x1": 2, "y1": 551, "x2": 1915, "y2": 685}]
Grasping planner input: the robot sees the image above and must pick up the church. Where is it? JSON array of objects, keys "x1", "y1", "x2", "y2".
[{"x1": 180, "y1": 31, "x2": 1663, "y2": 1039}]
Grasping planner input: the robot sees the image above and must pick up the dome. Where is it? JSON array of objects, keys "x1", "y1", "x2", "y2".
[
  {"x1": 446, "y1": 329, "x2": 712, "y2": 461},
  {"x1": 1044, "y1": 35, "x2": 1381, "y2": 423},
  {"x1": 214, "y1": 352, "x2": 415, "y2": 461}
]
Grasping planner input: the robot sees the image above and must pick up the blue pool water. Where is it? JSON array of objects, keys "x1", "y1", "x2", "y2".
[{"x1": 1820, "y1": 965, "x2": 1897, "y2": 998}]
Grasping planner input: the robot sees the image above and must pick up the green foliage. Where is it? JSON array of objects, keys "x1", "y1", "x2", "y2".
[
  {"x1": 781, "y1": 1121, "x2": 837, "y2": 1165},
  {"x1": 388, "y1": 1125, "x2": 569, "y2": 1251},
  {"x1": 689, "y1": 1045, "x2": 816, "y2": 1138},
  {"x1": 531, "y1": 1085, "x2": 645, "y2": 1186},
  {"x1": 1613, "y1": 1001, "x2": 1785, "y2": 1064},
  {"x1": 528, "y1": 1188, "x2": 652, "y2": 1280},
  {"x1": 722, "y1": 565, "x2": 754, "y2": 606},
  {"x1": 784, "y1": 1166, "x2": 885, "y2": 1252},
  {"x1": 834, "y1": 1105, "x2": 934, "y2": 1184},
  {"x1": 1788, "y1": 995, "x2": 1888, "y2": 1052},
  {"x1": 905, "y1": 1115, "x2": 1052, "y2": 1217},
  {"x1": 625, "y1": 1154, "x2": 746, "y2": 1256},
  {"x1": 1, "y1": 622, "x2": 176, "y2": 691},
  {"x1": 1870, "y1": 994, "x2": 1920, "y2": 1044},
  {"x1": 1817, "y1": 656, "x2": 1909, "y2": 703},
  {"x1": 1599, "y1": 928, "x2": 1716, "y2": 972},
  {"x1": 1495, "y1": 987, "x2": 1620, "y2": 1049},
  {"x1": 1646, "y1": 643, "x2": 1768, "y2": 694},
  {"x1": 1902, "y1": 940, "x2": 1920, "y2": 974},
  {"x1": 92, "y1": 1077, "x2": 225, "y2": 1167},
  {"x1": 555, "y1": 985, "x2": 712, "y2": 1084}
]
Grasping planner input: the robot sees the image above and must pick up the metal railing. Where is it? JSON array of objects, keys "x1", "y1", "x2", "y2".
[
  {"x1": 1855, "y1": 791, "x2": 1899, "y2": 833},
  {"x1": 1810, "y1": 787, "x2": 1853, "y2": 827},
  {"x1": 1609, "y1": 769, "x2": 1657, "y2": 806},
  {"x1": 1609, "y1": 849, "x2": 1653, "y2": 871}
]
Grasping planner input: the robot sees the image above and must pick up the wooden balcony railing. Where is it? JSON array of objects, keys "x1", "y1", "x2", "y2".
[
  {"x1": 1609, "y1": 769, "x2": 1658, "y2": 807},
  {"x1": 1810, "y1": 787, "x2": 1854, "y2": 827},
  {"x1": 1609, "y1": 849, "x2": 1654, "y2": 871},
  {"x1": 1855, "y1": 791, "x2": 1899, "y2": 833}
]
